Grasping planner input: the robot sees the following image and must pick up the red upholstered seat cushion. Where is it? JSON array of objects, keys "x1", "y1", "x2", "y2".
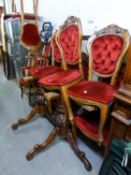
[
  {"x1": 68, "y1": 80, "x2": 117, "y2": 104},
  {"x1": 60, "y1": 25, "x2": 79, "y2": 63},
  {"x1": 29, "y1": 66, "x2": 61, "y2": 78},
  {"x1": 21, "y1": 23, "x2": 41, "y2": 46},
  {"x1": 39, "y1": 69, "x2": 82, "y2": 86},
  {"x1": 92, "y1": 35, "x2": 123, "y2": 74},
  {"x1": 75, "y1": 115, "x2": 109, "y2": 145}
]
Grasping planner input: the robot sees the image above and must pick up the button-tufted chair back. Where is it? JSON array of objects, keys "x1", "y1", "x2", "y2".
[
  {"x1": 56, "y1": 16, "x2": 83, "y2": 76},
  {"x1": 59, "y1": 25, "x2": 79, "y2": 63},
  {"x1": 51, "y1": 31, "x2": 61, "y2": 64},
  {"x1": 67, "y1": 25, "x2": 130, "y2": 146},
  {"x1": 92, "y1": 35, "x2": 123, "y2": 74},
  {"x1": 87, "y1": 28, "x2": 129, "y2": 86}
]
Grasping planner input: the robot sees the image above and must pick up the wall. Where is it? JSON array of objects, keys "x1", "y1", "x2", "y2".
[
  {"x1": 0, "y1": 0, "x2": 3, "y2": 6},
  {"x1": 13, "y1": 0, "x2": 131, "y2": 35}
]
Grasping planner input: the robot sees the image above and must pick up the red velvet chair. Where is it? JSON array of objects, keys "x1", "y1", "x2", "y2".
[
  {"x1": 26, "y1": 16, "x2": 92, "y2": 171},
  {"x1": 18, "y1": 0, "x2": 42, "y2": 96},
  {"x1": 19, "y1": 0, "x2": 41, "y2": 51},
  {"x1": 18, "y1": 1, "x2": 60, "y2": 98},
  {"x1": 68, "y1": 25, "x2": 129, "y2": 145},
  {"x1": 11, "y1": 30, "x2": 62, "y2": 129},
  {"x1": 11, "y1": 0, "x2": 63, "y2": 130},
  {"x1": 18, "y1": 0, "x2": 53, "y2": 97}
]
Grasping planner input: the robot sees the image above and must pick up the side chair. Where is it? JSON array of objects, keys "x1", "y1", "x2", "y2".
[
  {"x1": 18, "y1": 0, "x2": 42, "y2": 97},
  {"x1": 26, "y1": 16, "x2": 92, "y2": 171},
  {"x1": 68, "y1": 24, "x2": 129, "y2": 146}
]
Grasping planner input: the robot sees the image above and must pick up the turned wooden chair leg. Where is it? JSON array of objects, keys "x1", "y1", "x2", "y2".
[
  {"x1": 26, "y1": 127, "x2": 60, "y2": 160},
  {"x1": 11, "y1": 107, "x2": 38, "y2": 130},
  {"x1": 66, "y1": 129, "x2": 92, "y2": 171},
  {"x1": 98, "y1": 105, "x2": 109, "y2": 144}
]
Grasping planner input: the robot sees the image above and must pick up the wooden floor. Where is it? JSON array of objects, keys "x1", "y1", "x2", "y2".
[{"x1": 0, "y1": 64, "x2": 103, "y2": 175}]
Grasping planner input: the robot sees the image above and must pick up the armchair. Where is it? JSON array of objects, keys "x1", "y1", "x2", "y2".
[
  {"x1": 68, "y1": 24, "x2": 129, "y2": 145},
  {"x1": 11, "y1": 29, "x2": 62, "y2": 129},
  {"x1": 18, "y1": 0, "x2": 42, "y2": 97}
]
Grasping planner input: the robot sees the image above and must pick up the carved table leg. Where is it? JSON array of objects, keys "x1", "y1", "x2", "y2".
[
  {"x1": 66, "y1": 129, "x2": 92, "y2": 171},
  {"x1": 26, "y1": 127, "x2": 60, "y2": 160},
  {"x1": 25, "y1": 103, "x2": 92, "y2": 171},
  {"x1": 11, "y1": 107, "x2": 38, "y2": 130}
]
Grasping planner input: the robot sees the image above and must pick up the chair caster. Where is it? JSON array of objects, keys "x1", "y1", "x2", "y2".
[
  {"x1": 11, "y1": 123, "x2": 18, "y2": 130},
  {"x1": 26, "y1": 152, "x2": 34, "y2": 161}
]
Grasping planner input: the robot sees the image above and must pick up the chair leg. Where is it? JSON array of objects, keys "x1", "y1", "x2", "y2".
[
  {"x1": 11, "y1": 107, "x2": 38, "y2": 130},
  {"x1": 26, "y1": 127, "x2": 60, "y2": 160},
  {"x1": 60, "y1": 86, "x2": 76, "y2": 140},
  {"x1": 66, "y1": 128, "x2": 92, "y2": 171},
  {"x1": 98, "y1": 105, "x2": 109, "y2": 144}
]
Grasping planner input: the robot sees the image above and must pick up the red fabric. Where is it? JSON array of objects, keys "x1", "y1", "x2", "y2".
[
  {"x1": 68, "y1": 80, "x2": 117, "y2": 104},
  {"x1": 19, "y1": 77, "x2": 25, "y2": 85},
  {"x1": 60, "y1": 25, "x2": 79, "y2": 63},
  {"x1": 75, "y1": 116, "x2": 109, "y2": 145},
  {"x1": 39, "y1": 69, "x2": 82, "y2": 86},
  {"x1": 92, "y1": 35, "x2": 123, "y2": 74},
  {"x1": 52, "y1": 35, "x2": 61, "y2": 62},
  {"x1": 29, "y1": 66, "x2": 61, "y2": 78},
  {"x1": 21, "y1": 23, "x2": 41, "y2": 46}
]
